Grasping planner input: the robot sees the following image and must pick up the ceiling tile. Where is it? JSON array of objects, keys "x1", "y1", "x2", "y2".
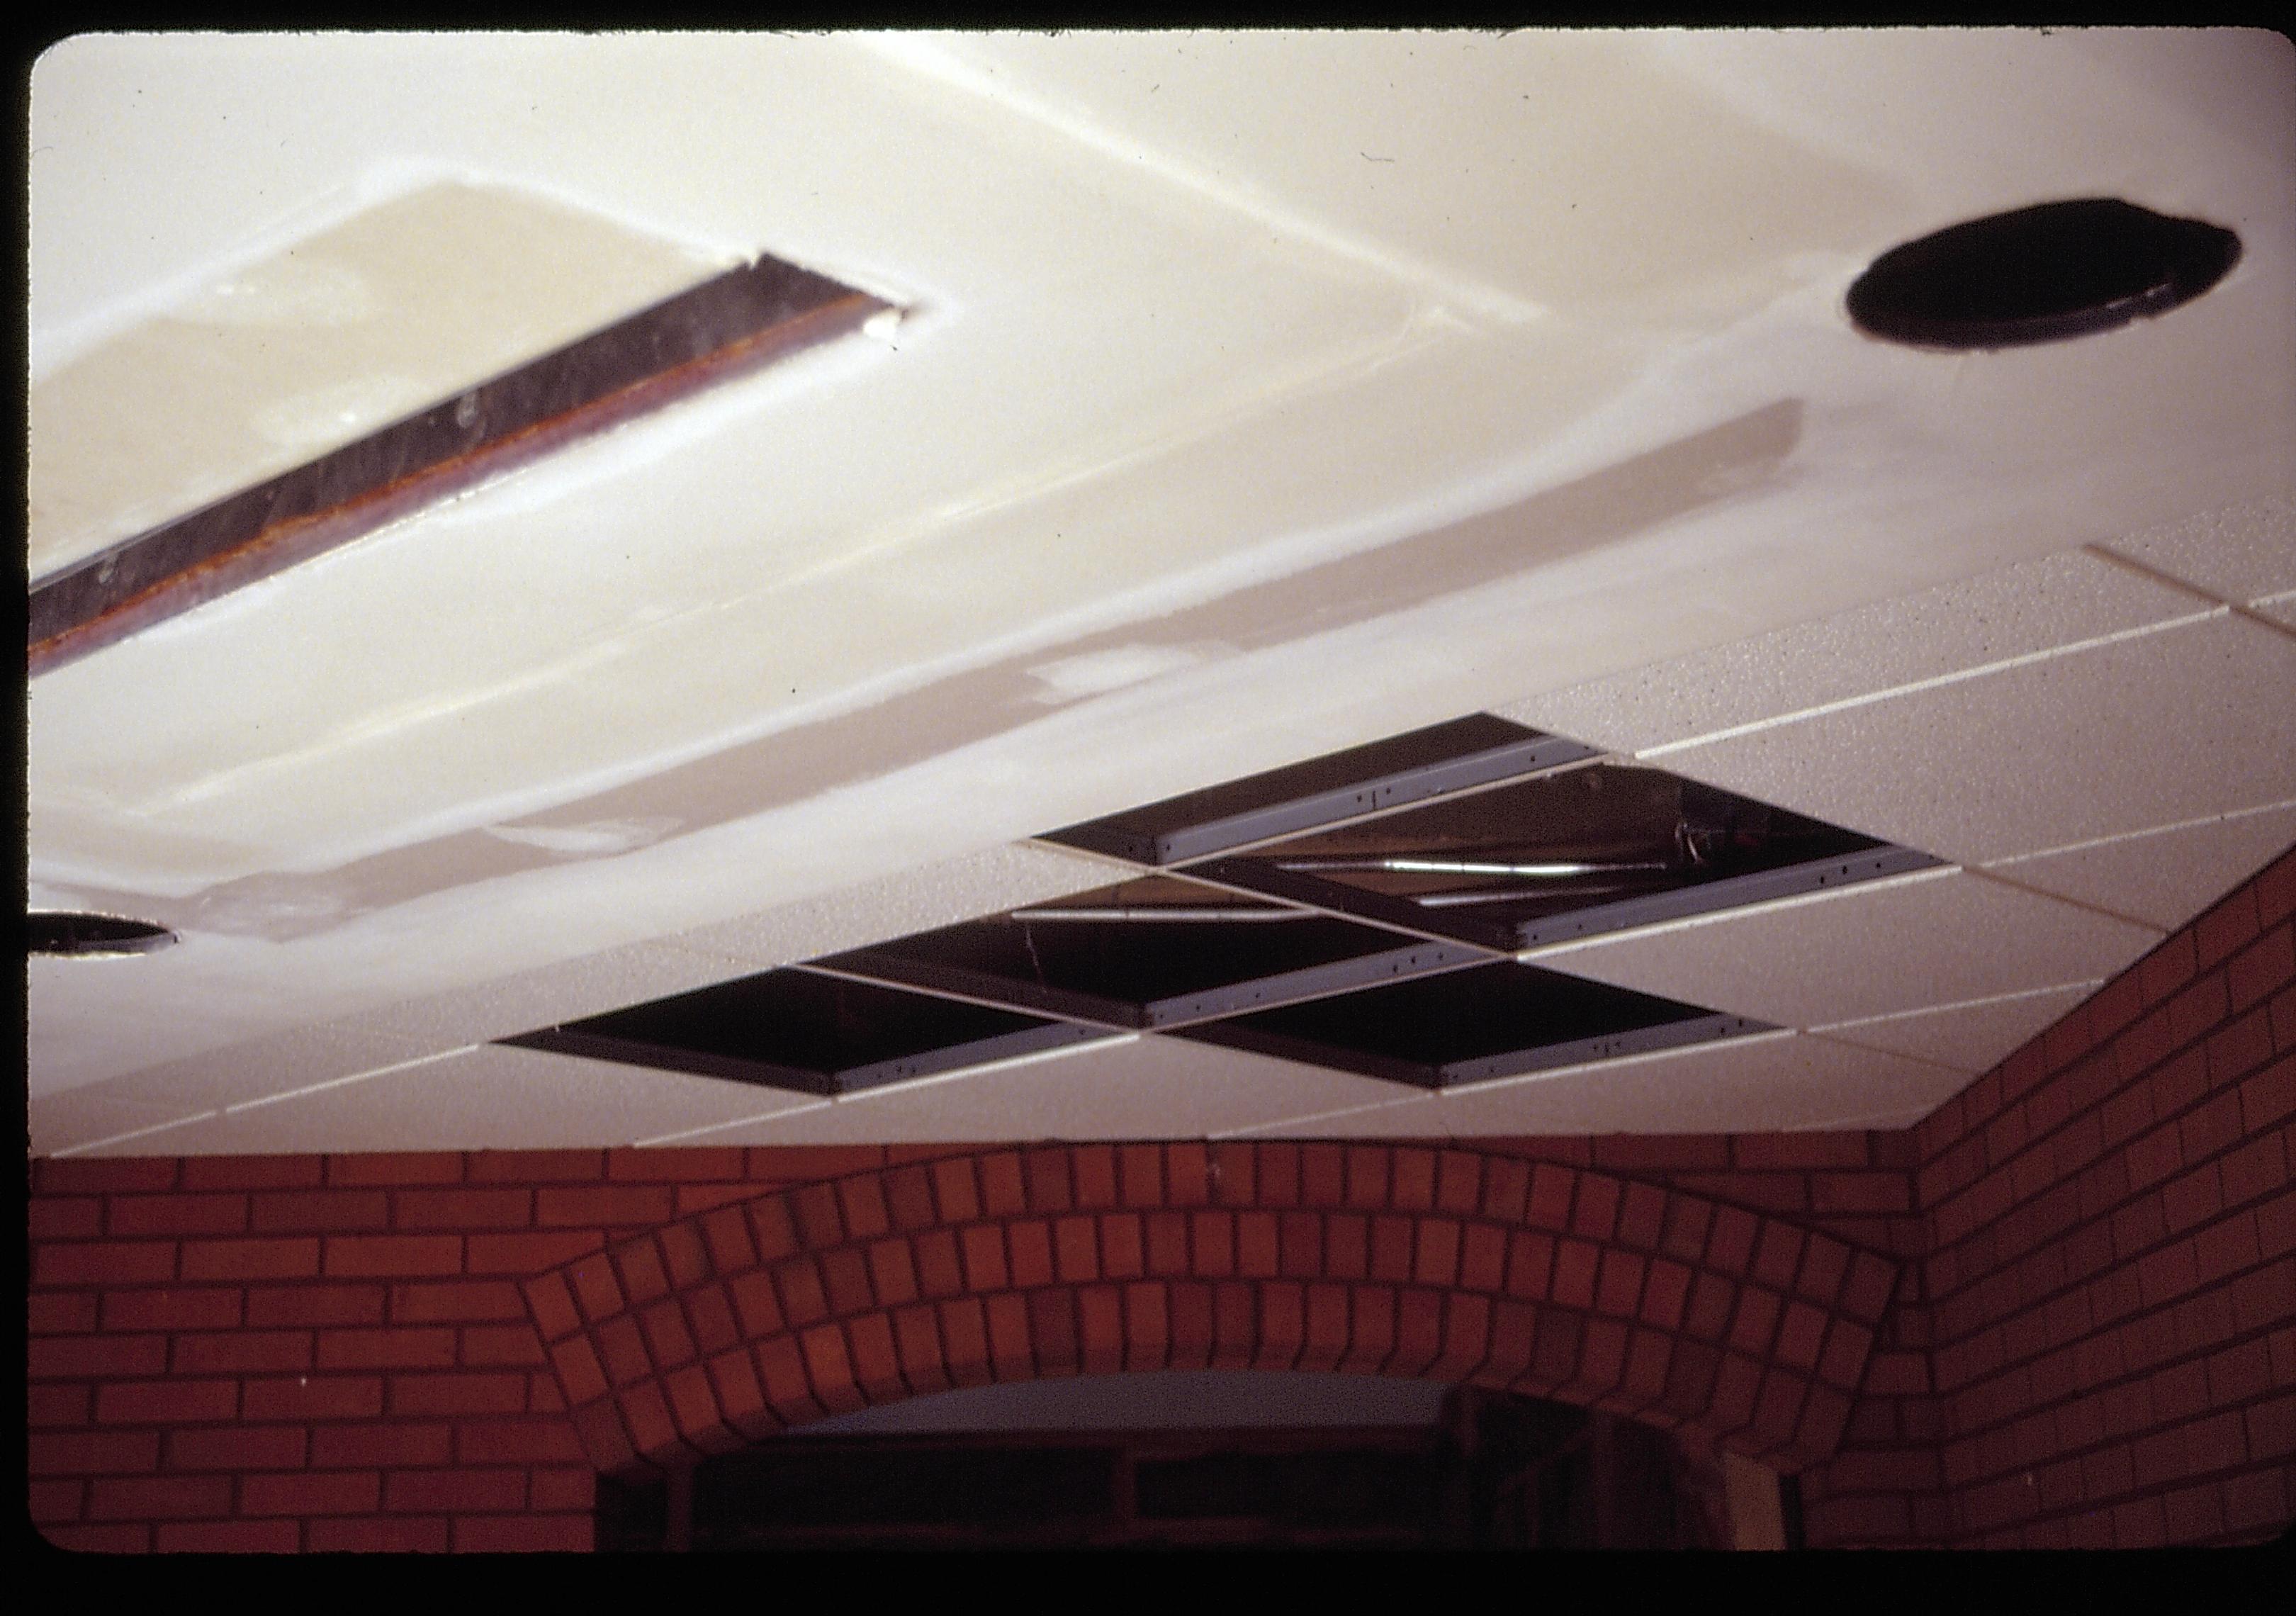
[
  {"x1": 328, "y1": 938, "x2": 782, "y2": 1052},
  {"x1": 50, "y1": 1021, "x2": 438, "y2": 1119},
  {"x1": 1524, "y1": 867, "x2": 2156, "y2": 1028},
  {"x1": 665, "y1": 841, "x2": 1131, "y2": 972},
  {"x1": 2252, "y1": 591, "x2": 2296, "y2": 632},
  {"x1": 2095, "y1": 494, "x2": 2296, "y2": 610},
  {"x1": 1813, "y1": 982, "x2": 2101, "y2": 1075},
  {"x1": 30, "y1": 1088, "x2": 220, "y2": 1159},
  {"x1": 79, "y1": 1043, "x2": 821, "y2": 1155},
  {"x1": 1986, "y1": 801, "x2": 2296, "y2": 931},
  {"x1": 1502, "y1": 548, "x2": 2196, "y2": 756},
  {"x1": 1220, "y1": 1030, "x2": 1969, "y2": 1138},
  {"x1": 663, "y1": 1033, "x2": 1414, "y2": 1145},
  {"x1": 1646, "y1": 612, "x2": 2296, "y2": 866}
]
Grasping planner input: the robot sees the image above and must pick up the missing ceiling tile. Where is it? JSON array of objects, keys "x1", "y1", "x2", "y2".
[
  {"x1": 822, "y1": 876, "x2": 1487, "y2": 1030},
  {"x1": 504, "y1": 967, "x2": 1108, "y2": 1098},
  {"x1": 1173, "y1": 960, "x2": 1766, "y2": 1091}
]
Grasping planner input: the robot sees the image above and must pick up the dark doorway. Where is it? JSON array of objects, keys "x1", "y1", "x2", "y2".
[{"x1": 597, "y1": 1377, "x2": 1736, "y2": 1550}]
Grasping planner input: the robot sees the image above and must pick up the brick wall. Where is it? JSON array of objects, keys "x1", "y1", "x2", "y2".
[
  {"x1": 1884, "y1": 848, "x2": 2293, "y2": 1547},
  {"x1": 25, "y1": 849, "x2": 2294, "y2": 1552}
]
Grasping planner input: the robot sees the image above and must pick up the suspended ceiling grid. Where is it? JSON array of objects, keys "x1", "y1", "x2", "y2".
[{"x1": 24, "y1": 31, "x2": 2296, "y2": 1156}]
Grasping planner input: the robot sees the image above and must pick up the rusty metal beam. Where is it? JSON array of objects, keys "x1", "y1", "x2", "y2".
[{"x1": 29, "y1": 254, "x2": 888, "y2": 676}]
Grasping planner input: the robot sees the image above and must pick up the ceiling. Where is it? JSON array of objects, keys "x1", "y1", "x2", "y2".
[{"x1": 25, "y1": 29, "x2": 2296, "y2": 1157}]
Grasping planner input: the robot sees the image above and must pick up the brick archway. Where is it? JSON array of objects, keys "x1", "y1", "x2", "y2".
[{"x1": 522, "y1": 1143, "x2": 1900, "y2": 1479}]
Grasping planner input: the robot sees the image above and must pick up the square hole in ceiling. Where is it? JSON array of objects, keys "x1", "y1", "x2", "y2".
[
  {"x1": 1041, "y1": 714, "x2": 1597, "y2": 865},
  {"x1": 496, "y1": 710, "x2": 1925, "y2": 1105},
  {"x1": 820, "y1": 875, "x2": 1487, "y2": 1031},
  {"x1": 1186, "y1": 763, "x2": 1937, "y2": 953},
  {"x1": 1172, "y1": 960, "x2": 1767, "y2": 1091},
  {"x1": 503, "y1": 968, "x2": 1110, "y2": 1098}
]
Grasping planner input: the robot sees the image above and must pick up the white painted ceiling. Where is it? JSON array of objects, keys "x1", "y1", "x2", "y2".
[{"x1": 25, "y1": 30, "x2": 2296, "y2": 1157}]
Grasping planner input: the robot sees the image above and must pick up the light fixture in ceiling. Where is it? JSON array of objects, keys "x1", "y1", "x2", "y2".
[{"x1": 1846, "y1": 197, "x2": 2241, "y2": 351}]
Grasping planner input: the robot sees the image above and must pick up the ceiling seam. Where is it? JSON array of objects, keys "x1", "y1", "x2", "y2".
[
  {"x1": 1957, "y1": 865, "x2": 2168, "y2": 936},
  {"x1": 2080, "y1": 541, "x2": 2296, "y2": 644},
  {"x1": 1981, "y1": 797, "x2": 2296, "y2": 868},
  {"x1": 1631, "y1": 606, "x2": 2227, "y2": 761}
]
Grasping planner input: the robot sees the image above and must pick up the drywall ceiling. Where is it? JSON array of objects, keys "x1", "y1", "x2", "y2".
[{"x1": 24, "y1": 30, "x2": 2296, "y2": 1157}]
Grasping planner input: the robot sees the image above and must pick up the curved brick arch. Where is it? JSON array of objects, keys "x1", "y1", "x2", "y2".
[{"x1": 521, "y1": 1143, "x2": 1901, "y2": 1480}]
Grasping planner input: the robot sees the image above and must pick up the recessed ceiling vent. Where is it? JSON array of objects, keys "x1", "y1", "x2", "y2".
[
  {"x1": 27, "y1": 911, "x2": 178, "y2": 958},
  {"x1": 1847, "y1": 198, "x2": 2241, "y2": 350}
]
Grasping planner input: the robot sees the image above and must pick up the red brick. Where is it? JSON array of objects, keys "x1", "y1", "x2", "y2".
[
  {"x1": 307, "y1": 1516, "x2": 451, "y2": 1553},
  {"x1": 389, "y1": 1372, "x2": 528, "y2": 1417},
  {"x1": 317, "y1": 1326, "x2": 458, "y2": 1370},
  {"x1": 2223, "y1": 1468, "x2": 2290, "y2": 1535},
  {"x1": 390, "y1": 1278, "x2": 528, "y2": 1325},
  {"x1": 157, "y1": 1520, "x2": 300, "y2": 1552},
  {"x1": 107, "y1": 1194, "x2": 247, "y2": 1239},
  {"x1": 2238, "y1": 1055, "x2": 2295, "y2": 1135},
  {"x1": 88, "y1": 1474, "x2": 235, "y2": 1520},
  {"x1": 604, "y1": 1145, "x2": 745, "y2": 1183},
  {"x1": 28, "y1": 1290, "x2": 99, "y2": 1336},
  {"x1": 245, "y1": 1283, "x2": 388, "y2": 1328},
  {"x1": 467, "y1": 1229, "x2": 605, "y2": 1274},
  {"x1": 41, "y1": 1523, "x2": 150, "y2": 1552},
  {"x1": 243, "y1": 1469, "x2": 381, "y2": 1516},
  {"x1": 28, "y1": 1384, "x2": 91, "y2": 1428},
  {"x1": 171, "y1": 1330, "x2": 313, "y2": 1374},
  {"x1": 455, "y1": 1418, "x2": 587, "y2": 1466},
  {"x1": 174, "y1": 1235, "x2": 325, "y2": 1282},
  {"x1": 179, "y1": 1155, "x2": 324, "y2": 1191},
  {"x1": 531, "y1": 1467, "x2": 595, "y2": 1513},
  {"x1": 37, "y1": 1158, "x2": 178, "y2": 1194},
  {"x1": 319, "y1": 1152, "x2": 461, "y2": 1186},
  {"x1": 28, "y1": 1478, "x2": 83, "y2": 1525},
  {"x1": 167, "y1": 1425, "x2": 309, "y2": 1471},
  {"x1": 30, "y1": 1431, "x2": 162, "y2": 1476},
  {"x1": 94, "y1": 1379, "x2": 237, "y2": 1425},
  {"x1": 382, "y1": 1468, "x2": 527, "y2": 1513},
  {"x1": 322, "y1": 1234, "x2": 462, "y2": 1278},
  {"x1": 240, "y1": 1376, "x2": 383, "y2": 1422},
  {"x1": 2228, "y1": 924, "x2": 2295, "y2": 1013},
  {"x1": 35, "y1": 1240, "x2": 176, "y2": 1287},
  {"x1": 392, "y1": 1187, "x2": 532, "y2": 1230},
  {"x1": 463, "y1": 1324, "x2": 548, "y2": 1367},
  {"x1": 452, "y1": 1515, "x2": 592, "y2": 1553},
  {"x1": 246, "y1": 1189, "x2": 390, "y2": 1233},
  {"x1": 95, "y1": 1286, "x2": 237, "y2": 1332},
  {"x1": 28, "y1": 1198, "x2": 103, "y2": 1240},
  {"x1": 305, "y1": 1423, "x2": 451, "y2": 1469},
  {"x1": 29, "y1": 1332, "x2": 167, "y2": 1380}
]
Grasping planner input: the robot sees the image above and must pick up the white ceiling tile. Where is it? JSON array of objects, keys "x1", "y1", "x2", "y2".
[
  {"x1": 1434, "y1": 1031, "x2": 1969, "y2": 1134},
  {"x1": 62, "y1": 1021, "x2": 439, "y2": 1116},
  {"x1": 1813, "y1": 982, "x2": 2100, "y2": 1076},
  {"x1": 671, "y1": 1034, "x2": 1414, "y2": 1145},
  {"x1": 328, "y1": 939, "x2": 757, "y2": 1051},
  {"x1": 663, "y1": 841, "x2": 1130, "y2": 971},
  {"x1": 1647, "y1": 612, "x2": 2296, "y2": 866},
  {"x1": 2095, "y1": 493, "x2": 2296, "y2": 610},
  {"x1": 1526, "y1": 867, "x2": 2156, "y2": 1028},
  {"x1": 2252, "y1": 591, "x2": 2296, "y2": 631},
  {"x1": 30, "y1": 1088, "x2": 220, "y2": 1158},
  {"x1": 86, "y1": 1043, "x2": 818, "y2": 1155},
  {"x1": 1223, "y1": 1030, "x2": 1969, "y2": 1138},
  {"x1": 1986, "y1": 800, "x2": 2296, "y2": 932},
  {"x1": 1500, "y1": 548, "x2": 2195, "y2": 756}
]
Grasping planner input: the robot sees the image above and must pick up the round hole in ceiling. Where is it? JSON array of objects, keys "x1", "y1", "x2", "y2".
[
  {"x1": 1847, "y1": 198, "x2": 2241, "y2": 350},
  {"x1": 27, "y1": 911, "x2": 179, "y2": 959}
]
